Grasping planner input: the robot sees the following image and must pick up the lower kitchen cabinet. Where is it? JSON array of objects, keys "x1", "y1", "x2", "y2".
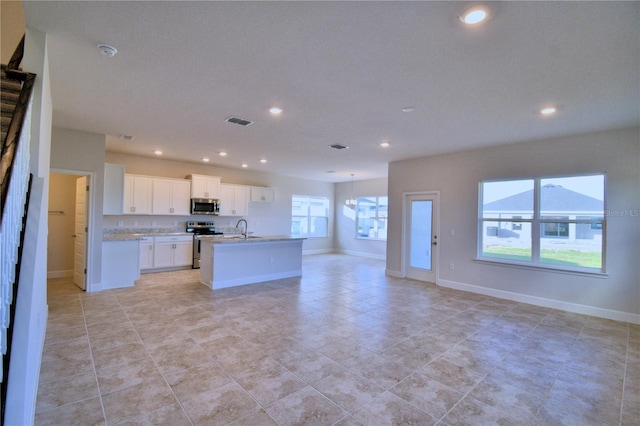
[
  {"x1": 153, "y1": 235, "x2": 193, "y2": 269},
  {"x1": 139, "y1": 237, "x2": 154, "y2": 270}
]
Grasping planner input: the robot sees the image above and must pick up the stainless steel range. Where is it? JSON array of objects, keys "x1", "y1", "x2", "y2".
[{"x1": 186, "y1": 221, "x2": 223, "y2": 269}]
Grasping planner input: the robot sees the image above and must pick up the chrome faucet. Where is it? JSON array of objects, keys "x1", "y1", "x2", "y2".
[{"x1": 235, "y1": 219, "x2": 248, "y2": 239}]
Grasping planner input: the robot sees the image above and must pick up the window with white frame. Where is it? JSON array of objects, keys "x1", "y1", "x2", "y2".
[
  {"x1": 478, "y1": 174, "x2": 605, "y2": 272},
  {"x1": 291, "y1": 195, "x2": 329, "y2": 238},
  {"x1": 356, "y1": 196, "x2": 388, "y2": 240}
]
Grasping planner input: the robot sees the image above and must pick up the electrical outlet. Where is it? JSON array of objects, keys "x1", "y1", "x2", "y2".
[
  {"x1": 152, "y1": 221, "x2": 157, "y2": 227},
  {"x1": 117, "y1": 220, "x2": 123, "y2": 227},
  {"x1": 133, "y1": 221, "x2": 138, "y2": 227},
  {"x1": 449, "y1": 263, "x2": 455, "y2": 270}
]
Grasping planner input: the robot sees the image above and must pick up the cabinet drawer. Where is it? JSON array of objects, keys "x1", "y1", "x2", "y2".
[
  {"x1": 154, "y1": 235, "x2": 192, "y2": 243},
  {"x1": 139, "y1": 236, "x2": 154, "y2": 243}
]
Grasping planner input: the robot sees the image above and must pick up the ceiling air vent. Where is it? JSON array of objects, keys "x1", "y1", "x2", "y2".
[
  {"x1": 329, "y1": 144, "x2": 349, "y2": 150},
  {"x1": 226, "y1": 117, "x2": 253, "y2": 126}
]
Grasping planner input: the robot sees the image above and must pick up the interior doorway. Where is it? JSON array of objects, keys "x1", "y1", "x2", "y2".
[
  {"x1": 403, "y1": 192, "x2": 439, "y2": 283},
  {"x1": 48, "y1": 171, "x2": 91, "y2": 290}
]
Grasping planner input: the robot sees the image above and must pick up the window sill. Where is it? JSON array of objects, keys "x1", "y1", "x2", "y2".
[{"x1": 474, "y1": 258, "x2": 608, "y2": 279}]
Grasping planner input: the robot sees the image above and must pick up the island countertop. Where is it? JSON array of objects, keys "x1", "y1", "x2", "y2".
[{"x1": 198, "y1": 235, "x2": 305, "y2": 244}]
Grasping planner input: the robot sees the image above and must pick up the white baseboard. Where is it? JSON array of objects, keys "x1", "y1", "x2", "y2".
[
  {"x1": 385, "y1": 269, "x2": 403, "y2": 278},
  {"x1": 336, "y1": 249, "x2": 386, "y2": 260},
  {"x1": 46, "y1": 269, "x2": 73, "y2": 279},
  {"x1": 303, "y1": 249, "x2": 334, "y2": 256},
  {"x1": 438, "y1": 278, "x2": 640, "y2": 325}
]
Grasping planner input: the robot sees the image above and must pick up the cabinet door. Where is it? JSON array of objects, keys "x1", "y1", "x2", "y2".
[
  {"x1": 220, "y1": 184, "x2": 236, "y2": 216},
  {"x1": 190, "y1": 175, "x2": 220, "y2": 199},
  {"x1": 220, "y1": 184, "x2": 249, "y2": 216},
  {"x1": 173, "y1": 241, "x2": 193, "y2": 266},
  {"x1": 124, "y1": 175, "x2": 153, "y2": 214},
  {"x1": 234, "y1": 186, "x2": 249, "y2": 216},
  {"x1": 139, "y1": 241, "x2": 154, "y2": 270},
  {"x1": 171, "y1": 180, "x2": 192, "y2": 215},
  {"x1": 204, "y1": 177, "x2": 221, "y2": 199},
  {"x1": 191, "y1": 175, "x2": 208, "y2": 198},
  {"x1": 152, "y1": 178, "x2": 173, "y2": 215},
  {"x1": 153, "y1": 242, "x2": 174, "y2": 268}
]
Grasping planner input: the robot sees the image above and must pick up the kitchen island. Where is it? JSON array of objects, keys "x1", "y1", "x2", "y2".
[{"x1": 199, "y1": 236, "x2": 305, "y2": 289}]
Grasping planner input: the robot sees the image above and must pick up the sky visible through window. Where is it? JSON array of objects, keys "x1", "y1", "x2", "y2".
[{"x1": 482, "y1": 175, "x2": 604, "y2": 204}]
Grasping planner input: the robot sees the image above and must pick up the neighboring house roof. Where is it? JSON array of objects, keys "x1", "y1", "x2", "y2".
[{"x1": 484, "y1": 184, "x2": 603, "y2": 212}]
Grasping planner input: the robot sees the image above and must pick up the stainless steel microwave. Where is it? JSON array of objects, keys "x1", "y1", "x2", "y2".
[{"x1": 191, "y1": 198, "x2": 220, "y2": 215}]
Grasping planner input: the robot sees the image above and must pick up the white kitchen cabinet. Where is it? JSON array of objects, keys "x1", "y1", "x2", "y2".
[
  {"x1": 189, "y1": 174, "x2": 221, "y2": 199},
  {"x1": 139, "y1": 236, "x2": 154, "y2": 270},
  {"x1": 103, "y1": 163, "x2": 125, "y2": 214},
  {"x1": 124, "y1": 174, "x2": 153, "y2": 214},
  {"x1": 152, "y1": 178, "x2": 191, "y2": 215},
  {"x1": 250, "y1": 186, "x2": 275, "y2": 203},
  {"x1": 102, "y1": 239, "x2": 140, "y2": 289},
  {"x1": 153, "y1": 235, "x2": 193, "y2": 268},
  {"x1": 220, "y1": 184, "x2": 249, "y2": 216}
]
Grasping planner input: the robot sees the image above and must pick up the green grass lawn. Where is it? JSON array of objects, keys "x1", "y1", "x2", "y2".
[{"x1": 483, "y1": 246, "x2": 601, "y2": 268}]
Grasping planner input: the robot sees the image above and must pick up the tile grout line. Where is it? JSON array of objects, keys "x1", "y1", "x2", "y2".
[
  {"x1": 79, "y1": 293, "x2": 109, "y2": 425},
  {"x1": 118, "y1": 294, "x2": 197, "y2": 426}
]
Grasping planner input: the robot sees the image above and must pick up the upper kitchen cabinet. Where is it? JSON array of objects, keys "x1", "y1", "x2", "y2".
[
  {"x1": 104, "y1": 163, "x2": 125, "y2": 214},
  {"x1": 189, "y1": 174, "x2": 221, "y2": 199},
  {"x1": 220, "y1": 184, "x2": 249, "y2": 216},
  {"x1": 152, "y1": 177, "x2": 191, "y2": 215},
  {"x1": 124, "y1": 174, "x2": 153, "y2": 214},
  {"x1": 250, "y1": 186, "x2": 275, "y2": 203}
]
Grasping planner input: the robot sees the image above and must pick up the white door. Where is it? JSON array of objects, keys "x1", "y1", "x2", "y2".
[
  {"x1": 404, "y1": 192, "x2": 439, "y2": 283},
  {"x1": 73, "y1": 176, "x2": 88, "y2": 289}
]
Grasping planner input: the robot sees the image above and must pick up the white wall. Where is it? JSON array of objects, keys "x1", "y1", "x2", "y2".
[
  {"x1": 334, "y1": 177, "x2": 388, "y2": 259},
  {"x1": 50, "y1": 127, "x2": 106, "y2": 292},
  {"x1": 387, "y1": 126, "x2": 640, "y2": 323},
  {"x1": 5, "y1": 28, "x2": 52, "y2": 426},
  {"x1": 105, "y1": 152, "x2": 336, "y2": 254}
]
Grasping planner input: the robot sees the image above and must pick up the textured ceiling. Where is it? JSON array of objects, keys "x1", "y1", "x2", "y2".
[{"x1": 23, "y1": 1, "x2": 639, "y2": 182}]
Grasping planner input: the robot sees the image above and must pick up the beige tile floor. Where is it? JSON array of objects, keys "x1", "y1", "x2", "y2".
[{"x1": 35, "y1": 254, "x2": 638, "y2": 425}]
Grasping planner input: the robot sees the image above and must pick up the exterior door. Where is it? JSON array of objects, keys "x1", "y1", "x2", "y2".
[
  {"x1": 404, "y1": 192, "x2": 439, "y2": 283},
  {"x1": 73, "y1": 176, "x2": 88, "y2": 289}
]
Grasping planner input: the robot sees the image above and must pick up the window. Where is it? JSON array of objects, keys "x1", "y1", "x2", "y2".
[
  {"x1": 356, "y1": 196, "x2": 388, "y2": 240},
  {"x1": 291, "y1": 195, "x2": 329, "y2": 238},
  {"x1": 479, "y1": 174, "x2": 605, "y2": 272}
]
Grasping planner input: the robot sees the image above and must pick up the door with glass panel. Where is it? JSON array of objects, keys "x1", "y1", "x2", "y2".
[{"x1": 404, "y1": 193, "x2": 439, "y2": 283}]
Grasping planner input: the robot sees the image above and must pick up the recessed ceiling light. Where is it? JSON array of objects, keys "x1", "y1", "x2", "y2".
[
  {"x1": 269, "y1": 107, "x2": 283, "y2": 115},
  {"x1": 154, "y1": 150, "x2": 162, "y2": 155},
  {"x1": 260, "y1": 158, "x2": 267, "y2": 163},
  {"x1": 202, "y1": 157, "x2": 210, "y2": 162},
  {"x1": 241, "y1": 163, "x2": 248, "y2": 168},
  {"x1": 380, "y1": 141, "x2": 390, "y2": 148},
  {"x1": 219, "y1": 151, "x2": 227, "y2": 157},
  {"x1": 460, "y1": 6, "x2": 489, "y2": 25},
  {"x1": 402, "y1": 107, "x2": 415, "y2": 113},
  {"x1": 541, "y1": 107, "x2": 557, "y2": 115}
]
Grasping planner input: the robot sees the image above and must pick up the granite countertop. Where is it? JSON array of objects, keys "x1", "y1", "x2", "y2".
[
  {"x1": 102, "y1": 228, "x2": 191, "y2": 241},
  {"x1": 103, "y1": 234, "x2": 143, "y2": 242},
  {"x1": 198, "y1": 235, "x2": 305, "y2": 244}
]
